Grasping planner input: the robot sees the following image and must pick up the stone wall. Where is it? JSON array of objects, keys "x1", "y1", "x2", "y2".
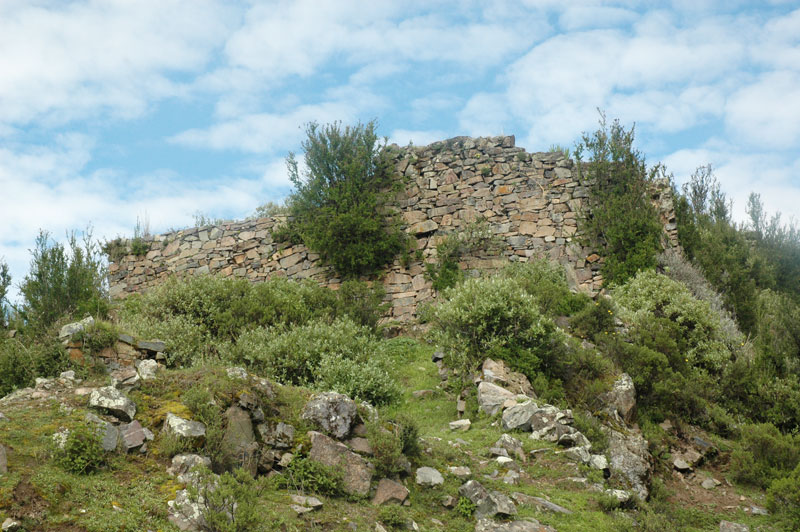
[{"x1": 108, "y1": 135, "x2": 678, "y2": 321}]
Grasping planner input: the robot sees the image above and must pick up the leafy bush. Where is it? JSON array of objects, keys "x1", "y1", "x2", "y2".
[
  {"x1": 189, "y1": 467, "x2": 266, "y2": 532},
  {"x1": 574, "y1": 115, "x2": 665, "y2": 285},
  {"x1": 768, "y1": 462, "x2": 800, "y2": 528},
  {"x1": 280, "y1": 120, "x2": 408, "y2": 278},
  {"x1": 54, "y1": 422, "x2": 105, "y2": 474},
  {"x1": 282, "y1": 457, "x2": 345, "y2": 496},
  {"x1": 335, "y1": 279, "x2": 389, "y2": 331},
  {"x1": 20, "y1": 229, "x2": 108, "y2": 332},
  {"x1": 455, "y1": 496, "x2": 477, "y2": 518},
  {"x1": 0, "y1": 259, "x2": 10, "y2": 327},
  {"x1": 570, "y1": 297, "x2": 615, "y2": 340},
  {"x1": 427, "y1": 276, "x2": 559, "y2": 382},
  {"x1": 730, "y1": 423, "x2": 800, "y2": 489},
  {"x1": 222, "y1": 318, "x2": 377, "y2": 386},
  {"x1": 378, "y1": 505, "x2": 407, "y2": 528},
  {"x1": 366, "y1": 423, "x2": 407, "y2": 477},
  {"x1": 0, "y1": 334, "x2": 70, "y2": 397},
  {"x1": 499, "y1": 259, "x2": 588, "y2": 317},
  {"x1": 316, "y1": 353, "x2": 399, "y2": 405},
  {"x1": 425, "y1": 218, "x2": 502, "y2": 292}
]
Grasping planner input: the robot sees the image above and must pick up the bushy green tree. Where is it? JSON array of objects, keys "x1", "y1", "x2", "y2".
[
  {"x1": 280, "y1": 121, "x2": 407, "y2": 278},
  {"x1": 0, "y1": 259, "x2": 10, "y2": 327},
  {"x1": 19, "y1": 230, "x2": 108, "y2": 331},
  {"x1": 575, "y1": 115, "x2": 665, "y2": 284}
]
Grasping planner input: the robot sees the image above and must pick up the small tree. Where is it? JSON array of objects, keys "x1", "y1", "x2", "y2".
[
  {"x1": 20, "y1": 229, "x2": 108, "y2": 331},
  {"x1": 575, "y1": 114, "x2": 665, "y2": 284},
  {"x1": 281, "y1": 121, "x2": 407, "y2": 278},
  {"x1": 0, "y1": 259, "x2": 10, "y2": 327}
]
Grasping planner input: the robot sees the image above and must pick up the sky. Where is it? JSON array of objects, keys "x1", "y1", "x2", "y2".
[{"x1": 1, "y1": 0, "x2": 799, "y2": 299}]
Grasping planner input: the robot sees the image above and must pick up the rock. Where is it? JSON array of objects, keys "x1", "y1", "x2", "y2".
[
  {"x1": 475, "y1": 518, "x2": 556, "y2": 532},
  {"x1": 449, "y1": 466, "x2": 471, "y2": 479},
  {"x1": 415, "y1": 467, "x2": 444, "y2": 487},
  {"x1": 136, "y1": 359, "x2": 160, "y2": 381},
  {"x1": 604, "y1": 426, "x2": 652, "y2": 500},
  {"x1": 291, "y1": 494, "x2": 323, "y2": 510},
  {"x1": 308, "y1": 431, "x2": 374, "y2": 496},
  {"x1": 477, "y1": 382, "x2": 516, "y2": 416},
  {"x1": 719, "y1": 522, "x2": 749, "y2": 532},
  {"x1": 226, "y1": 367, "x2": 249, "y2": 380},
  {"x1": 291, "y1": 504, "x2": 314, "y2": 515},
  {"x1": 118, "y1": 333, "x2": 135, "y2": 345},
  {"x1": 605, "y1": 489, "x2": 632, "y2": 505},
  {"x1": 347, "y1": 437, "x2": 373, "y2": 455},
  {"x1": 2, "y1": 518, "x2": 22, "y2": 532},
  {"x1": 372, "y1": 478, "x2": 409, "y2": 505},
  {"x1": 511, "y1": 492, "x2": 572, "y2": 514},
  {"x1": 442, "y1": 495, "x2": 458, "y2": 508},
  {"x1": 557, "y1": 431, "x2": 590, "y2": 448},
  {"x1": 482, "y1": 359, "x2": 534, "y2": 396},
  {"x1": 701, "y1": 478, "x2": 717, "y2": 490},
  {"x1": 302, "y1": 392, "x2": 357, "y2": 440},
  {"x1": 88, "y1": 386, "x2": 136, "y2": 421},
  {"x1": 0, "y1": 412, "x2": 7, "y2": 422},
  {"x1": 257, "y1": 422, "x2": 295, "y2": 449},
  {"x1": 168, "y1": 489, "x2": 206, "y2": 531},
  {"x1": 110, "y1": 367, "x2": 141, "y2": 392},
  {"x1": 495, "y1": 434, "x2": 525, "y2": 461},
  {"x1": 599, "y1": 373, "x2": 636, "y2": 423},
  {"x1": 560, "y1": 445, "x2": 592, "y2": 464},
  {"x1": 412, "y1": 390, "x2": 434, "y2": 399},
  {"x1": 164, "y1": 412, "x2": 206, "y2": 441},
  {"x1": 167, "y1": 454, "x2": 212, "y2": 485},
  {"x1": 136, "y1": 339, "x2": 166, "y2": 353},
  {"x1": 501, "y1": 401, "x2": 539, "y2": 431},
  {"x1": 673, "y1": 458, "x2": 692, "y2": 472},
  {"x1": 59, "y1": 316, "x2": 94, "y2": 339},
  {"x1": 119, "y1": 420, "x2": 153, "y2": 451},
  {"x1": 589, "y1": 454, "x2": 609, "y2": 471},
  {"x1": 59, "y1": 370, "x2": 77, "y2": 381},
  {"x1": 450, "y1": 419, "x2": 471, "y2": 431},
  {"x1": 0, "y1": 443, "x2": 6, "y2": 474},
  {"x1": 750, "y1": 505, "x2": 768, "y2": 516},
  {"x1": 431, "y1": 351, "x2": 444, "y2": 363},
  {"x1": 459, "y1": 480, "x2": 517, "y2": 518},
  {"x1": 85, "y1": 413, "x2": 120, "y2": 451},
  {"x1": 503, "y1": 470, "x2": 520, "y2": 485},
  {"x1": 223, "y1": 406, "x2": 258, "y2": 474}
]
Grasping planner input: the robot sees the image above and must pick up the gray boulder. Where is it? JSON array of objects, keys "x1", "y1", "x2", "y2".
[
  {"x1": 477, "y1": 382, "x2": 516, "y2": 416},
  {"x1": 308, "y1": 431, "x2": 374, "y2": 496},
  {"x1": 88, "y1": 386, "x2": 136, "y2": 421},
  {"x1": 136, "y1": 359, "x2": 160, "y2": 381},
  {"x1": 223, "y1": 406, "x2": 258, "y2": 474},
  {"x1": 257, "y1": 421, "x2": 295, "y2": 449},
  {"x1": 482, "y1": 359, "x2": 534, "y2": 397},
  {"x1": 302, "y1": 392, "x2": 357, "y2": 440},
  {"x1": 2, "y1": 518, "x2": 22, "y2": 532},
  {"x1": 164, "y1": 413, "x2": 206, "y2": 440},
  {"x1": 119, "y1": 420, "x2": 153, "y2": 451},
  {"x1": 475, "y1": 518, "x2": 557, "y2": 532},
  {"x1": 604, "y1": 426, "x2": 653, "y2": 500},
  {"x1": 110, "y1": 367, "x2": 140, "y2": 392},
  {"x1": 415, "y1": 467, "x2": 444, "y2": 487},
  {"x1": 600, "y1": 373, "x2": 636, "y2": 423},
  {"x1": 719, "y1": 521, "x2": 749, "y2": 532},
  {"x1": 511, "y1": 492, "x2": 572, "y2": 514},
  {"x1": 459, "y1": 480, "x2": 517, "y2": 518},
  {"x1": 167, "y1": 454, "x2": 212, "y2": 486},
  {"x1": 85, "y1": 413, "x2": 120, "y2": 451},
  {"x1": 501, "y1": 401, "x2": 539, "y2": 431},
  {"x1": 372, "y1": 478, "x2": 409, "y2": 505},
  {"x1": 168, "y1": 489, "x2": 206, "y2": 531},
  {"x1": 0, "y1": 443, "x2": 6, "y2": 474},
  {"x1": 136, "y1": 339, "x2": 166, "y2": 353},
  {"x1": 58, "y1": 316, "x2": 94, "y2": 339}
]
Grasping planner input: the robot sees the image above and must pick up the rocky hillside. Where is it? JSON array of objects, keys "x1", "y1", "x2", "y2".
[{"x1": 0, "y1": 304, "x2": 773, "y2": 532}]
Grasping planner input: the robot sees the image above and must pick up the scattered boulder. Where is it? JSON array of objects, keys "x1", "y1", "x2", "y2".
[
  {"x1": 168, "y1": 489, "x2": 206, "y2": 531},
  {"x1": 2, "y1": 518, "x2": 22, "y2": 532},
  {"x1": 475, "y1": 518, "x2": 556, "y2": 532},
  {"x1": 511, "y1": 492, "x2": 572, "y2": 514},
  {"x1": 59, "y1": 316, "x2": 94, "y2": 339},
  {"x1": 372, "y1": 478, "x2": 409, "y2": 505},
  {"x1": 110, "y1": 367, "x2": 140, "y2": 392},
  {"x1": 136, "y1": 339, "x2": 166, "y2": 353},
  {"x1": 167, "y1": 454, "x2": 212, "y2": 485},
  {"x1": 501, "y1": 401, "x2": 539, "y2": 431},
  {"x1": 222, "y1": 406, "x2": 258, "y2": 474},
  {"x1": 459, "y1": 480, "x2": 517, "y2": 518},
  {"x1": 88, "y1": 386, "x2": 136, "y2": 422},
  {"x1": 308, "y1": 431, "x2": 374, "y2": 496},
  {"x1": 302, "y1": 392, "x2": 357, "y2": 440},
  {"x1": 415, "y1": 467, "x2": 444, "y2": 487},
  {"x1": 449, "y1": 466, "x2": 471, "y2": 479},
  {"x1": 482, "y1": 359, "x2": 534, "y2": 396},
  {"x1": 477, "y1": 382, "x2": 516, "y2": 416},
  {"x1": 450, "y1": 419, "x2": 471, "y2": 431},
  {"x1": 136, "y1": 359, "x2": 160, "y2": 381},
  {"x1": 719, "y1": 521, "x2": 749, "y2": 532},
  {"x1": 119, "y1": 420, "x2": 153, "y2": 452},
  {"x1": 257, "y1": 422, "x2": 295, "y2": 449},
  {"x1": 347, "y1": 437, "x2": 373, "y2": 455},
  {"x1": 164, "y1": 413, "x2": 206, "y2": 441},
  {"x1": 701, "y1": 478, "x2": 718, "y2": 490},
  {"x1": 599, "y1": 373, "x2": 636, "y2": 423},
  {"x1": 226, "y1": 367, "x2": 249, "y2": 380},
  {"x1": 0, "y1": 443, "x2": 6, "y2": 474},
  {"x1": 86, "y1": 413, "x2": 120, "y2": 452},
  {"x1": 291, "y1": 494, "x2": 323, "y2": 513},
  {"x1": 673, "y1": 458, "x2": 692, "y2": 472},
  {"x1": 604, "y1": 426, "x2": 652, "y2": 500}
]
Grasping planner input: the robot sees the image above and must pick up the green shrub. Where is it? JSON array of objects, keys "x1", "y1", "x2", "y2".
[
  {"x1": 499, "y1": 259, "x2": 588, "y2": 317},
  {"x1": 77, "y1": 320, "x2": 119, "y2": 355},
  {"x1": 366, "y1": 423, "x2": 407, "y2": 477},
  {"x1": 426, "y1": 218, "x2": 501, "y2": 292},
  {"x1": 335, "y1": 279, "x2": 389, "y2": 331},
  {"x1": 378, "y1": 505, "x2": 407, "y2": 528},
  {"x1": 574, "y1": 115, "x2": 665, "y2": 285},
  {"x1": 54, "y1": 422, "x2": 105, "y2": 474},
  {"x1": 730, "y1": 423, "x2": 800, "y2": 489},
  {"x1": 282, "y1": 457, "x2": 345, "y2": 496},
  {"x1": 455, "y1": 496, "x2": 477, "y2": 518},
  {"x1": 573, "y1": 412, "x2": 609, "y2": 453},
  {"x1": 316, "y1": 353, "x2": 399, "y2": 405},
  {"x1": 20, "y1": 229, "x2": 108, "y2": 332},
  {"x1": 222, "y1": 318, "x2": 376, "y2": 386},
  {"x1": 427, "y1": 276, "x2": 559, "y2": 382},
  {"x1": 570, "y1": 297, "x2": 615, "y2": 340},
  {"x1": 280, "y1": 120, "x2": 408, "y2": 278},
  {"x1": 394, "y1": 415, "x2": 421, "y2": 457},
  {"x1": 181, "y1": 384, "x2": 230, "y2": 468},
  {"x1": 189, "y1": 467, "x2": 266, "y2": 532},
  {"x1": 768, "y1": 462, "x2": 800, "y2": 527},
  {"x1": 0, "y1": 333, "x2": 70, "y2": 397}
]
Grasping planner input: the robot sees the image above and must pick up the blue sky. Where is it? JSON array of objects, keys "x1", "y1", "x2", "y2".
[{"x1": 1, "y1": 0, "x2": 799, "y2": 298}]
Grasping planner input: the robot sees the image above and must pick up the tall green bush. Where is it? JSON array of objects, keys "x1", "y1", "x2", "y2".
[
  {"x1": 575, "y1": 115, "x2": 665, "y2": 284},
  {"x1": 280, "y1": 120, "x2": 408, "y2": 278}
]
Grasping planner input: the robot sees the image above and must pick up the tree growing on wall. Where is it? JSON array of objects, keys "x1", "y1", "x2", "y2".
[
  {"x1": 278, "y1": 121, "x2": 407, "y2": 278},
  {"x1": 575, "y1": 114, "x2": 665, "y2": 285}
]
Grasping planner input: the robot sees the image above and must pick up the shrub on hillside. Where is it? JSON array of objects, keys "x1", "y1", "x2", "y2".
[
  {"x1": 316, "y1": 353, "x2": 399, "y2": 405},
  {"x1": 54, "y1": 422, "x2": 106, "y2": 474},
  {"x1": 427, "y1": 276, "x2": 559, "y2": 382},
  {"x1": 499, "y1": 259, "x2": 589, "y2": 317},
  {"x1": 768, "y1": 462, "x2": 800, "y2": 528},
  {"x1": 730, "y1": 423, "x2": 800, "y2": 489},
  {"x1": 0, "y1": 333, "x2": 70, "y2": 397}
]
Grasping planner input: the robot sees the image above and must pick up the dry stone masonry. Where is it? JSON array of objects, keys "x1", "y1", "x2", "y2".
[{"x1": 108, "y1": 136, "x2": 678, "y2": 321}]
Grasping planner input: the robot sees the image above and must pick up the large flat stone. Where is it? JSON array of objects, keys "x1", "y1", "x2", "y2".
[{"x1": 308, "y1": 431, "x2": 373, "y2": 496}]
